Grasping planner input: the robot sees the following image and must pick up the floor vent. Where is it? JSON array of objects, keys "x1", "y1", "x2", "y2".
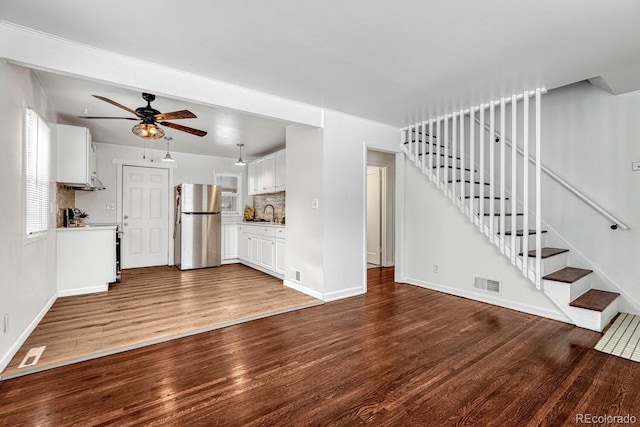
[
  {"x1": 18, "y1": 346, "x2": 46, "y2": 368},
  {"x1": 291, "y1": 268, "x2": 302, "y2": 284},
  {"x1": 473, "y1": 276, "x2": 501, "y2": 295}
]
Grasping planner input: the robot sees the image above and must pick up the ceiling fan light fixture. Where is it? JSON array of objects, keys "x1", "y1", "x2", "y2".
[
  {"x1": 235, "y1": 143, "x2": 246, "y2": 166},
  {"x1": 132, "y1": 122, "x2": 165, "y2": 139}
]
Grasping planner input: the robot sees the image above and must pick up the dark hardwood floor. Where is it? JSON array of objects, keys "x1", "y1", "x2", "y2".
[{"x1": 1, "y1": 267, "x2": 639, "y2": 426}]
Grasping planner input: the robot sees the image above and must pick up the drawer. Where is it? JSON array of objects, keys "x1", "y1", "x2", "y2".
[
  {"x1": 275, "y1": 227, "x2": 286, "y2": 239},
  {"x1": 240, "y1": 224, "x2": 275, "y2": 237}
]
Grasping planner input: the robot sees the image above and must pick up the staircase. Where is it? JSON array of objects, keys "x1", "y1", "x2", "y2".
[{"x1": 401, "y1": 89, "x2": 620, "y2": 332}]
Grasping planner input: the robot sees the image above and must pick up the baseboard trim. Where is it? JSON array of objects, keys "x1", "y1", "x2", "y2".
[
  {"x1": 283, "y1": 280, "x2": 324, "y2": 301},
  {"x1": 239, "y1": 261, "x2": 284, "y2": 280},
  {"x1": 58, "y1": 285, "x2": 108, "y2": 297},
  {"x1": 323, "y1": 286, "x2": 365, "y2": 302},
  {"x1": 403, "y1": 276, "x2": 571, "y2": 324},
  {"x1": 0, "y1": 292, "x2": 57, "y2": 375},
  {"x1": 221, "y1": 259, "x2": 240, "y2": 265}
]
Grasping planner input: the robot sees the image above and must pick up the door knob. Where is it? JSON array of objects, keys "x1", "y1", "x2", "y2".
[
  {"x1": 124, "y1": 215, "x2": 129, "y2": 219},
  {"x1": 124, "y1": 222, "x2": 128, "y2": 226}
]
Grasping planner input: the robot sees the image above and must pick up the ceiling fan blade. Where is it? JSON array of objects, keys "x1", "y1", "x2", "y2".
[
  {"x1": 159, "y1": 121, "x2": 207, "y2": 137},
  {"x1": 78, "y1": 116, "x2": 139, "y2": 120},
  {"x1": 154, "y1": 110, "x2": 197, "y2": 121},
  {"x1": 92, "y1": 95, "x2": 139, "y2": 117}
]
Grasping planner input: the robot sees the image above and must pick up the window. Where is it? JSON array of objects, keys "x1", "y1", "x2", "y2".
[
  {"x1": 215, "y1": 172, "x2": 242, "y2": 215},
  {"x1": 24, "y1": 108, "x2": 50, "y2": 239}
]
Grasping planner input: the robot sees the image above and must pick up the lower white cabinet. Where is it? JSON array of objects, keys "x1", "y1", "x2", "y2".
[
  {"x1": 275, "y1": 239, "x2": 286, "y2": 274},
  {"x1": 57, "y1": 226, "x2": 116, "y2": 296},
  {"x1": 238, "y1": 223, "x2": 285, "y2": 278},
  {"x1": 222, "y1": 223, "x2": 239, "y2": 262}
]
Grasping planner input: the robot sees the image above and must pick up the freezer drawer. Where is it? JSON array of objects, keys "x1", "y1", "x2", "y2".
[{"x1": 176, "y1": 213, "x2": 221, "y2": 270}]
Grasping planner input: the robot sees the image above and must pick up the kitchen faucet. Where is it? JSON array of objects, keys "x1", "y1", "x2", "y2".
[{"x1": 264, "y1": 204, "x2": 275, "y2": 223}]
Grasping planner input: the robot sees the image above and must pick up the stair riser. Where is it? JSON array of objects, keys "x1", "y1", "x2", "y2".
[
  {"x1": 544, "y1": 275, "x2": 591, "y2": 302},
  {"x1": 526, "y1": 252, "x2": 568, "y2": 276},
  {"x1": 564, "y1": 299, "x2": 619, "y2": 332},
  {"x1": 483, "y1": 215, "x2": 525, "y2": 231},
  {"x1": 511, "y1": 234, "x2": 548, "y2": 253}
]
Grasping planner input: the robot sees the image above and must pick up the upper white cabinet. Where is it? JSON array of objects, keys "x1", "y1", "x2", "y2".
[
  {"x1": 57, "y1": 124, "x2": 95, "y2": 186},
  {"x1": 248, "y1": 149, "x2": 286, "y2": 195},
  {"x1": 275, "y1": 150, "x2": 286, "y2": 191}
]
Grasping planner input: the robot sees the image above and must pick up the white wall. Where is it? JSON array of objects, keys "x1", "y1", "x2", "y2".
[
  {"x1": 401, "y1": 159, "x2": 568, "y2": 321},
  {"x1": 284, "y1": 125, "x2": 324, "y2": 298},
  {"x1": 539, "y1": 81, "x2": 640, "y2": 309},
  {"x1": 75, "y1": 142, "x2": 248, "y2": 224},
  {"x1": 0, "y1": 63, "x2": 58, "y2": 372},
  {"x1": 322, "y1": 110, "x2": 398, "y2": 300}
]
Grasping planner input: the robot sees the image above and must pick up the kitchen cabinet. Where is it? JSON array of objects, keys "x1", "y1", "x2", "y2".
[
  {"x1": 57, "y1": 124, "x2": 96, "y2": 186},
  {"x1": 260, "y1": 237, "x2": 275, "y2": 270},
  {"x1": 57, "y1": 226, "x2": 116, "y2": 296},
  {"x1": 275, "y1": 150, "x2": 286, "y2": 190},
  {"x1": 275, "y1": 238, "x2": 286, "y2": 274},
  {"x1": 222, "y1": 223, "x2": 239, "y2": 263},
  {"x1": 247, "y1": 149, "x2": 286, "y2": 195},
  {"x1": 238, "y1": 223, "x2": 285, "y2": 279}
]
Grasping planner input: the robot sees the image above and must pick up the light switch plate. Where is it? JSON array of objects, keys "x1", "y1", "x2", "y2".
[
  {"x1": 311, "y1": 199, "x2": 319, "y2": 209},
  {"x1": 632, "y1": 161, "x2": 640, "y2": 171}
]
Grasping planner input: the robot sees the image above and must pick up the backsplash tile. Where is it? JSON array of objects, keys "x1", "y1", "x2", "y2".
[
  {"x1": 56, "y1": 184, "x2": 75, "y2": 227},
  {"x1": 252, "y1": 192, "x2": 285, "y2": 222}
]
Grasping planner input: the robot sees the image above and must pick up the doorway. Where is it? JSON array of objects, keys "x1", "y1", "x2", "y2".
[
  {"x1": 366, "y1": 149, "x2": 395, "y2": 268},
  {"x1": 367, "y1": 166, "x2": 383, "y2": 266},
  {"x1": 121, "y1": 165, "x2": 170, "y2": 268}
]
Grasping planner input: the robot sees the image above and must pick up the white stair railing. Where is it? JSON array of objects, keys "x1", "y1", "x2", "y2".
[{"x1": 401, "y1": 89, "x2": 545, "y2": 288}]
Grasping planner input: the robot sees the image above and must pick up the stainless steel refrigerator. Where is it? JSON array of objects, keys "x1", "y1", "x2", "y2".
[{"x1": 174, "y1": 183, "x2": 222, "y2": 270}]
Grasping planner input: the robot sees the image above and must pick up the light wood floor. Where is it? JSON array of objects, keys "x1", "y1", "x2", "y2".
[
  {"x1": 1, "y1": 264, "x2": 321, "y2": 379},
  {"x1": 1, "y1": 267, "x2": 639, "y2": 425}
]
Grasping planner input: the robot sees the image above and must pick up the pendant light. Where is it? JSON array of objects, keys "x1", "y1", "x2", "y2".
[
  {"x1": 235, "y1": 143, "x2": 246, "y2": 166},
  {"x1": 161, "y1": 136, "x2": 175, "y2": 162}
]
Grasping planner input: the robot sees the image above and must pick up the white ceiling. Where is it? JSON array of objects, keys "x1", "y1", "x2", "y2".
[{"x1": 2, "y1": 0, "x2": 640, "y2": 156}]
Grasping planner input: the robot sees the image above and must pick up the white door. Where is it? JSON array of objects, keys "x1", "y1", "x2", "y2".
[
  {"x1": 367, "y1": 166, "x2": 382, "y2": 265},
  {"x1": 121, "y1": 166, "x2": 169, "y2": 268}
]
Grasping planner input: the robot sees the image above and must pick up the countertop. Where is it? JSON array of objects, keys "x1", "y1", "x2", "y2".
[
  {"x1": 238, "y1": 221, "x2": 285, "y2": 228},
  {"x1": 57, "y1": 223, "x2": 118, "y2": 231}
]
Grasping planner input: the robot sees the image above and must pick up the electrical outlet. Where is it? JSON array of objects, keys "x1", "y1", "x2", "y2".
[
  {"x1": 632, "y1": 161, "x2": 640, "y2": 171},
  {"x1": 3, "y1": 314, "x2": 8, "y2": 333},
  {"x1": 433, "y1": 264, "x2": 439, "y2": 273},
  {"x1": 311, "y1": 199, "x2": 319, "y2": 209},
  {"x1": 105, "y1": 203, "x2": 115, "y2": 210}
]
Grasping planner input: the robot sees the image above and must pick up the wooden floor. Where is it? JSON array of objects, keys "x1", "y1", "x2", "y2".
[
  {"x1": 1, "y1": 267, "x2": 639, "y2": 425},
  {"x1": 1, "y1": 264, "x2": 321, "y2": 379}
]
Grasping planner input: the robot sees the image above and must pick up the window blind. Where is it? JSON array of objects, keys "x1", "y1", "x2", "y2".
[{"x1": 25, "y1": 108, "x2": 50, "y2": 238}]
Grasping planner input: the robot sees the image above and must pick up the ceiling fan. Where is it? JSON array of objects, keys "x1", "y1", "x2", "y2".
[{"x1": 79, "y1": 92, "x2": 208, "y2": 139}]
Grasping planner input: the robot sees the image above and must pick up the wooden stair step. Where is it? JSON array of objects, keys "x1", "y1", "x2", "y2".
[
  {"x1": 482, "y1": 212, "x2": 523, "y2": 217},
  {"x1": 433, "y1": 165, "x2": 473, "y2": 171},
  {"x1": 419, "y1": 152, "x2": 460, "y2": 159},
  {"x1": 543, "y1": 267, "x2": 592, "y2": 283},
  {"x1": 448, "y1": 180, "x2": 490, "y2": 185},
  {"x1": 499, "y1": 229, "x2": 547, "y2": 236},
  {"x1": 468, "y1": 195, "x2": 509, "y2": 200},
  {"x1": 520, "y1": 247, "x2": 569, "y2": 258},
  {"x1": 570, "y1": 289, "x2": 620, "y2": 312}
]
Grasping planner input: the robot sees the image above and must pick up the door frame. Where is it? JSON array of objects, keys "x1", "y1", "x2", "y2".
[{"x1": 114, "y1": 159, "x2": 176, "y2": 266}]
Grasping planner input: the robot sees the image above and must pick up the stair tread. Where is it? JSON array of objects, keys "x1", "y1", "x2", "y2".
[
  {"x1": 465, "y1": 196, "x2": 509, "y2": 200},
  {"x1": 499, "y1": 229, "x2": 547, "y2": 236},
  {"x1": 433, "y1": 165, "x2": 473, "y2": 171},
  {"x1": 482, "y1": 212, "x2": 523, "y2": 217},
  {"x1": 570, "y1": 289, "x2": 620, "y2": 312},
  {"x1": 543, "y1": 267, "x2": 592, "y2": 283},
  {"x1": 448, "y1": 180, "x2": 490, "y2": 185},
  {"x1": 520, "y1": 247, "x2": 569, "y2": 258}
]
